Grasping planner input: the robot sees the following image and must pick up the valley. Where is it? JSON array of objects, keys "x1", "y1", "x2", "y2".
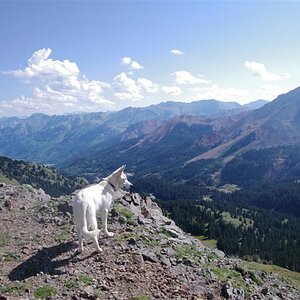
[{"x1": 0, "y1": 88, "x2": 299, "y2": 274}]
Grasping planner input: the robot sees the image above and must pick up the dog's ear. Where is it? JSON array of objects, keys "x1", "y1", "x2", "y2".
[{"x1": 116, "y1": 165, "x2": 126, "y2": 174}]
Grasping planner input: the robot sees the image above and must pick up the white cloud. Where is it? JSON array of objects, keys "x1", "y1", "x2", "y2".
[
  {"x1": 171, "y1": 49, "x2": 185, "y2": 55},
  {"x1": 3, "y1": 48, "x2": 113, "y2": 115},
  {"x1": 7, "y1": 48, "x2": 80, "y2": 80},
  {"x1": 258, "y1": 84, "x2": 289, "y2": 100},
  {"x1": 137, "y1": 78, "x2": 159, "y2": 93},
  {"x1": 191, "y1": 84, "x2": 250, "y2": 104},
  {"x1": 121, "y1": 57, "x2": 132, "y2": 66},
  {"x1": 113, "y1": 73, "x2": 160, "y2": 101},
  {"x1": 121, "y1": 56, "x2": 144, "y2": 70},
  {"x1": 244, "y1": 61, "x2": 282, "y2": 81},
  {"x1": 113, "y1": 72, "x2": 144, "y2": 101},
  {"x1": 161, "y1": 86, "x2": 182, "y2": 96},
  {"x1": 173, "y1": 70, "x2": 211, "y2": 85}
]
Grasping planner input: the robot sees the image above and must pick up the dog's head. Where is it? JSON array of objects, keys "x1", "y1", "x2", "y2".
[{"x1": 111, "y1": 165, "x2": 132, "y2": 190}]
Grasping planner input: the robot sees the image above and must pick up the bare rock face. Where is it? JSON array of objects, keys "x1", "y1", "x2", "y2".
[{"x1": 0, "y1": 184, "x2": 299, "y2": 300}]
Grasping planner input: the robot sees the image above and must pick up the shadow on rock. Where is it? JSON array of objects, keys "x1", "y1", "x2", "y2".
[{"x1": 8, "y1": 241, "x2": 78, "y2": 281}]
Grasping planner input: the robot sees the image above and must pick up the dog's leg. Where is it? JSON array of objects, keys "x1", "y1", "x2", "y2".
[
  {"x1": 74, "y1": 207, "x2": 84, "y2": 253},
  {"x1": 78, "y1": 232, "x2": 84, "y2": 253},
  {"x1": 101, "y1": 209, "x2": 114, "y2": 237},
  {"x1": 90, "y1": 216, "x2": 103, "y2": 252}
]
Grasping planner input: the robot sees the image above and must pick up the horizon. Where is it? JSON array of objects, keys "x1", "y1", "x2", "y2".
[
  {"x1": 0, "y1": 96, "x2": 272, "y2": 119},
  {"x1": 0, "y1": 1, "x2": 299, "y2": 117}
]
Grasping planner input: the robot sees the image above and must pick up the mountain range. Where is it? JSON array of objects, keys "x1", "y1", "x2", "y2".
[
  {"x1": 61, "y1": 87, "x2": 300, "y2": 186},
  {"x1": 0, "y1": 98, "x2": 267, "y2": 167},
  {"x1": 1, "y1": 88, "x2": 300, "y2": 186}
]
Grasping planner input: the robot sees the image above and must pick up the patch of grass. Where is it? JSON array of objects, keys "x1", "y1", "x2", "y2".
[
  {"x1": 160, "y1": 228, "x2": 172, "y2": 238},
  {"x1": 211, "y1": 266, "x2": 253, "y2": 297},
  {"x1": 218, "y1": 184, "x2": 240, "y2": 193},
  {"x1": 60, "y1": 223, "x2": 70, "y2": 231},
  {"x1": 64, "y1": 279, "x2": 78, "y2": 289},
  {"x1": 55, "y1": 232, "x2": 70, "y2": 242},
  {"x1": 220, "y1": 211, "x2": 253, "y2": 229},
  {"x1": 220, "y1": 211, "x2": 243, "y2": 227},
  {"x1": 243, "y1": 261, "x2": 300, "y2": 291},
  {"x1": 78, "y1": 274, "x2": 92, "y2": 285},
  {"x1": 0, "y1": 173, "x2": 19, "y2": 185},
  {"x1": 55, "y1": 223, "x2": 71, "y2": 242},
  {"x1": 0, "y1": 251, "x2": 20, "y2": 261},
  {"x1": 175, "y1": 244, "x2": 218, "y2": 264},
  {"x1": 113, "y1": 203, "x2": 134, "y2": 224},
  {"x1": 0, "y1": 231, "x2": 10, "y2": 247},
  {"x1": 141, "y1": 235, "x2": 158, "y2": 247},
  {"x1": 195, "y1": 235, "x2": 217, "y2": 249},
  {"x1": 175, "y1": 245, "x2": 202, "y2": 262},
  {"x1": 115, "y1": 232, "x2": 158, "y2": 247},
  {"x1": 34, "y1": 285, "x2": 56, "y2": 299},
  {"x1": 0, "y1": 282, "x2": 30, "y2": 296}
]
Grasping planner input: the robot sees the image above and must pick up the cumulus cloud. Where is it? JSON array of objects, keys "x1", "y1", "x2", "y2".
[
  {"x1": 137, "y1": 78, "x2": 159, "y2": 93},
  {"x1": 173, "y1": 71, "x2": 211, "y2": 85},
  {"x1": 113, "y1": 73, "x2": 160, "y2": 101},
  {"x1": 161, "y1": 86, "x2": 182, "y2": 96},
  {"x1": 191, "y1": 84, "x2": 250, "y2": 104},
  {"x1": 3, "y1": 48, "x2": 113, "y2": 115},
  {"x1": 244, "y1": 61, "x2": 282, "y2": 81},
  {"x1": 7, "y1": 48, "x2": 80, "y2": 80},
  {"x1": 113, "y1": 72, "x2": 144, "y2": 101},
  {"x1": 171, "y1": 49, "x2": 185, "y2": 55},
  {"x1": 121, "y1": 56, "x2": 144, "y2": 70}
]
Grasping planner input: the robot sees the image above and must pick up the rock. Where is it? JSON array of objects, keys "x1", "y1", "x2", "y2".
[
  {"x1": 221, "y1": 282, "x2": 234, "y2": 299},
  {"x1": 127, "y1": 237, "x2": 136, "y2": 245},
  {"x1": 160, "y1": 257, "x2": 171, "y2": 267},
  {"x1": 142, "y1": 251, "x2": 158, "y2": 263},
  {"x1": 163, "y1": 219, "x2": 172, "y2": 225},
  {"x1": 132, "y1": 253, "x2": 144, "y2": 265},
  {"x1": 163, "y1": 227, "x2": 180, "y2": 238},
  {"x1": 57, "y1": 202, "x2": 73, "y2": 215},
  {"x1": 276, "y1": 292, "x2": 284, "y2": 299},
  {"x1": 182, "y1": 257, "x2": 193, "y2": 266},
  {"x1": 118, "y1": 215, "x2": 127, "y2": 224},
  {"x1": 141, "y1": 206, "x2": 151, "y2": 218},
  {"x1": 1, "y1": 187, "x2": 299, "y2": 300},
  {"x1": 206, "y1": 291, "x2": 214, "y2": 299},
  {"x1": 131, "y1": 193, "x2": 141, "y2": 206},
  {"x1": 213, "y1": 249, "x2": 226, "y2": 258},
  {"x1": 145, "y1": 197, "x2": 152, "y2": 208},
  {"x1": 137, "y1": 215, "x2": 145, "y2": 225},
  {"x1": 100, "y1": 284, "x2": 110, "y2": 291},
  {"x1": 261, "y1": 287, "x2": 268, "y2": 295}
]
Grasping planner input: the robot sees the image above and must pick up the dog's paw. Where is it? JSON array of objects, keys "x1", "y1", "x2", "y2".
[{"x1": 105, "y1": 231, "x2": 114, "y2": 237}]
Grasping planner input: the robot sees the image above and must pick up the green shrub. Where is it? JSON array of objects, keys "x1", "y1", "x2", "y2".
[
  {"x1": 78, "y1": 274, "x2": 92, "y2": 285},
  {"x1": 34, "y1": 285, "x2": 56, "y2": 299}
]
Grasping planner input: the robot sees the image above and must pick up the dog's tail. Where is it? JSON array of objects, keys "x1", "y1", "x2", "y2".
[
  {"x1": 82, "y1": 227, "x2": 100, "y2": 240},
  {"x1": 74, "y1": 201, "x2": 100, "y2": 240}
]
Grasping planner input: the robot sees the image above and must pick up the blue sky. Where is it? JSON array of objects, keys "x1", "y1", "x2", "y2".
[{"x1": 0, "y1": 0, "x2": 300, "y2": 117}]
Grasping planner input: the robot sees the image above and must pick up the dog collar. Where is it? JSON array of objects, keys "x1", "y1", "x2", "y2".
[{"x1": 104, "y1": 179, "x2": 117, "y2": 192}]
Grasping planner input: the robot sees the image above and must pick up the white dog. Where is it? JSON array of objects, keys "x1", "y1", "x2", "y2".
[{"x1": 72, "y1": 165, "x2": 132, "y2": 253}]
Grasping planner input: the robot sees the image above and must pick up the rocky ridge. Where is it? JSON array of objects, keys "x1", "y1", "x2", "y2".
[{"x1": 0, "y1": 183, "x2": 299, "y2": 299}]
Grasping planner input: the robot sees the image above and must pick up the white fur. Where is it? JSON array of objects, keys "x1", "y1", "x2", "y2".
[{"x1": 72, "y1": 165, "x2": 132, "y2": 252}]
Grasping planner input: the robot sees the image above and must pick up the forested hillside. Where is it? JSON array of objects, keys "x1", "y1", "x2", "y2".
[
  {"x1": 0, "y1": 156, "x2": 88, "y2": 197},
  {"x1": 134, "y1": 176, "x2": 300, "y2": 272}
]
